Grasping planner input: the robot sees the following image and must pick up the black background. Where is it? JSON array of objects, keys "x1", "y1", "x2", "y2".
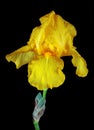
[{"x1": 1, "y1": 0, "x2": 93, "y2": 130}]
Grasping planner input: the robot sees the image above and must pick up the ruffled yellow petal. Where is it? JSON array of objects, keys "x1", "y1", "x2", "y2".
[
  {"x1": 6, "y1": 45, "x2": 35, "y2": 69},
  {"x1": 71, "y1": 49, "x2": 88, "y2": 77},
  {"x1": 28, "y1": 54, "x2": 65, "y2": 90},
  {"x1": 27, "y1": 11, "x2": 77, "y2": 57}
]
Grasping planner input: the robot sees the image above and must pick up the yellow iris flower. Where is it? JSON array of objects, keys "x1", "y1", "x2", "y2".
[{"x1": 5, "y1": 11, "x2": 88, "y2": 90}]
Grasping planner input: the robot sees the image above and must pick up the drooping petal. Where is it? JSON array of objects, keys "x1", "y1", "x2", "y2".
[
  {"x1": 6, "y1": 45, "x2": 35, "y2": 69},
  {"x1": 28, "y1": 54, "x2": 65, "y2": 90},
  {"x1": 71, "y1": 49, "x2": 88, "y2": 77}
]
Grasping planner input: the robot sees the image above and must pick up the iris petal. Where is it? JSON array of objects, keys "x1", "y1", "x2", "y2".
[
  {"x1": 6, "y1": 45, "x2": 35, "y2": 69},
  {"x1": 28, "y1": 54, "x2": 65, "y2": 90},
  {"x1": 28, "y1": 11, "x2": 77, "y2": 57},
  {"x1": 71, "y1": 49, "x2": 88, "y2": 77}
]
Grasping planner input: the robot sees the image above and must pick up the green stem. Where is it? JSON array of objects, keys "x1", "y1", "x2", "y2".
[
  {"x1": 43, "y1": 88, "x2": 48, "y2": 99},
  {"x1": 33, "y1": 121, "x2": 40, "y2": 130},
  {"x1": 33, "y1": 89, "x2": 48, "y2": 130}
]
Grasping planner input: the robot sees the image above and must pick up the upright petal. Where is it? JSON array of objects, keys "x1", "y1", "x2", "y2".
[
  {"x1": 28, "y1": 54, "x2": 65, "y2": 90},
  {"x1": 27, "y1": 11, "x2": 77, "y2": 57},
  {"x1": 6, "y1": 45, "x2": 35, "y2": 69}
]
